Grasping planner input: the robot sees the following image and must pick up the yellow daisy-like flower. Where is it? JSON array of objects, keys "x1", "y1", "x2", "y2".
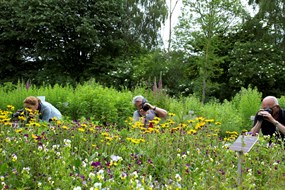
[
  {"x1": 62, "y1": 125, "x2": 69, "y2": 130},
  {"x1": 187, "y1": 119, "x2": 195, "y2": 123},
  {"x1": 15, "y1": 129, "x2": 23, "y2": 133},
  {"x1": 168, "y1": 113, "x2": 176, "y2": 117},
  {"x1": 187, "y1": 129, "x2": 197, "y2": 135},
  {"x1": 78, "y1": 128, "x2": 85, "y2": 132},
  {"x1": 101, "y1": 132, "x2": 109, "y2": 137},
  {"x1": 7, "y1": 105, "x2": 15, "y2": 111},
  {"x1": 105, "y1": 137, "x2": 113, "y2": 141},
  {"x1": 32, "y1": 134, "x2": 38, "y2": 139},
  {"x1": 205, "y1": 119, "x2": 214, "y2": 123}
]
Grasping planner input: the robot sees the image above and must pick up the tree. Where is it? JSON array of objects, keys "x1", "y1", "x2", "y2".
[
  {"x1": 248, "y1": 0, "x2": 285, "y2": 47},
  {"x1": 173, "y1": 0, "x2": 246, "y2": 103},
  {"x1": 224, "y1": 0, "x2": 285, "y2": 97},
  {"x1": 0, "y1": 0, "x2": 167, "y2": 85}
]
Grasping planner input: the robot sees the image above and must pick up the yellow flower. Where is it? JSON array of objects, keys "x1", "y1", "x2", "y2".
[
  {"x1": 12, "y1": 154, "x2": 17, "y2": 162},
  {"x1": 15, "y1": 129, "x2": 23, "y2": 133},
  {"x1": 7, "y1": 105, "x2": 15, "y2": 111},
  {"x1": 105, "y1": 137, "x2": 113, "y2": 141},
  {"x1": 62, "y1": 125, "x2": 69, "y2": 130},
  {"x1": 32, "y1": 134, "x2": 38, "y2": 139},
  {"x1": 51, "y1": 117, "x2": 57, "y2": 121},
  {"x1": 187, "y1": 129, "x2": 197, "y2": 135},
  {"x1": 205, "y1": 119, "x2": 214, "y2": 123},
  {"x1": 101, "y1": 132, "x2": 109, "y2": 137},
  {"x1": 78, "y1": 128, "x2": 85, "y2": 132}
]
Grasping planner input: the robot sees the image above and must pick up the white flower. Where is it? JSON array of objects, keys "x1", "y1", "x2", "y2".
[
  {"x1": 73, "y1": 186, "x2": 81, "y2": 190},
  {"x1": 89, "y1": 172, "x2": 95, "y2": 179},
  {"x1": 94, "y1": 182, "x2": 102, "y2": 189},
  {"x1": 131, "y1": 171, "x2": 138, "y2": 179},
  {"x1": 175, "y1": 174, "x2": 182, "y2": 182},
  {"x1": 110, "y1": 155, "x2": 122, "y2": 162},
  {"x1": 82, "y1": 161, "x2": 87, "y2": 168}
]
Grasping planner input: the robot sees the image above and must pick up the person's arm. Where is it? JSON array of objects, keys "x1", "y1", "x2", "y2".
[
  {"x1": 145, "y1": 103, "x2": 168, "y2": 119},
  {"x1": 250, "y1": 120, "x2": 262, "y2": 135},
  {"x1": 273, "y1": 121, "x2": 285, "y2": 135},
  {"x1": 255, "y1": 110, "x2": 285, "y2": 135},
  {"x1": 41, "y1": 106, "x2": 52, "y2": 122},
  {"x1": 133, "y1": 111, "x2": 140, "y2": 122}
]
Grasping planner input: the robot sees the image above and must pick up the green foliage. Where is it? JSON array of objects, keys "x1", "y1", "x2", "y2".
[
  {"x1": 173, "y1": 0, "x2": 247, "y2": 103},
  {"x1": 64, "y1": 80, "x2": 133, "y2": 126},
  {"x1": 168, "y1": 95, "x2": 202, "y2": 123},
  {"x1": 0, "y1": 82, "x2": 279, "y2": 136},
  {"x1": 0, "y1": 0, "x2": 167, "y2": 86},
  {"x1": 231, "y1": 87, "x2": 262, "y2": 129},
  {"x1": 229, "y1": 41, "x2": 285, "y2": 96},
  {"x1": 201, "y1": 100, "x2": 242, "y2": 136}
]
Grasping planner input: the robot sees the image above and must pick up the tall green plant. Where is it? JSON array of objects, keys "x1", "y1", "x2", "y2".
[{"x1": 231, "y1": 87, "x2": 262, "y2": 129}]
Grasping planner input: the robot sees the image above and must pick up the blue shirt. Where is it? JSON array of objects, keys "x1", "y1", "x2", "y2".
[{"x1": 39, "y1": 101, "x2": 62, "y2": 121}]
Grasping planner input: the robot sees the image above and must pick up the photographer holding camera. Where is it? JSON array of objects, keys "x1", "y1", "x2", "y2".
[
  {"x1": 23, "y1": 96, "x2": 62, "y2": 122},
  {"x1": 132, "y1": 95, "x2": 168, "y2": 127},
  {"x1": 250, "y1": 96, "x2": 285, "y2": 142}
]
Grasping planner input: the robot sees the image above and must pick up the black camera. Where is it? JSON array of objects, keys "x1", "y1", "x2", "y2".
[
  {"x1": 256, "y1": 108, "x2": 272, "y2": 121},
  {"x1": 141, "y1": 102, "x2": 150, "y2": 111},
  {"x1": 11, "y1": 108, "x2": 29, "y2": 121}
]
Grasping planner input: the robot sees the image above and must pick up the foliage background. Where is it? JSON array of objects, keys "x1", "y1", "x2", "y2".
[{"x1": 1, "y1": 0, "x2": 285, "y2": 102}]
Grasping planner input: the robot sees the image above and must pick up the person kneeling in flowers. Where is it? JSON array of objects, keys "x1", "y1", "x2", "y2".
[
  {"x1": 23, "y1": 96, "x2": 62, "y2": 122},
  {"x1": 132, "y1": 95, "x2": 168, "y2": 127}
]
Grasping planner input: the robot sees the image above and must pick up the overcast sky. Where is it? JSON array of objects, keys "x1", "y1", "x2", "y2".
[{"x1": 161, "y1": 0, "x2": 258, "y2": 49}]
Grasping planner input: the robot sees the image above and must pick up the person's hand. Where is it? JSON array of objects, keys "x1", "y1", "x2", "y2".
[
  {"x1": 143, "y1": 103, "x2": 155, "y2": 110},
  {"x1": 139, "y1": 109, "x2": 147, "y2": 116},
  {"x1": 258, "y1": 110, "x2": 274, "y2": 122}
]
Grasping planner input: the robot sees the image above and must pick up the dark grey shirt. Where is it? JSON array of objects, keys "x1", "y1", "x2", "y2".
[{"x1": 133, "y1": 110, "x2": 156, "y2": 125}]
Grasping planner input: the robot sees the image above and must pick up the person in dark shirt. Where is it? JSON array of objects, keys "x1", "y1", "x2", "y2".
[{"x1": 250, "y1": 96, "x2": 285, "y2": 142}]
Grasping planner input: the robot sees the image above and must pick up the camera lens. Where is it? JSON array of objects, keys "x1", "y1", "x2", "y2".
[{"x1": 142, "y1": 103, "x2": 150, "y2": 111}]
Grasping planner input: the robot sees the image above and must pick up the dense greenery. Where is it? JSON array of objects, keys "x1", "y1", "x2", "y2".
[
  {"x1": 2, "y1": 81, "x2": 285, "y2": 136},
  {"x1": 1, "y1": 0, "x2": 285, "y2": 101}
]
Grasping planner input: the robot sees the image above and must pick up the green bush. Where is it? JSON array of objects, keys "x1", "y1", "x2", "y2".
[{"x1": 231, "y1": 87, "x2": 262, "y2": 130}]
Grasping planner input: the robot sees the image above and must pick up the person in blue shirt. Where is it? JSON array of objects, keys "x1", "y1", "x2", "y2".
[{"x1": 23, "y1": 96, "x2": 62, "y2": 122}]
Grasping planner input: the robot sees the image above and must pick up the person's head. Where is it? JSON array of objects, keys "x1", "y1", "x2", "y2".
[
  {"x1": 132, "y1": 95, "x2": 146, "y2": 110},
  {"x1": 23, "y1": 96, "x2": 41, "y2": 112},
  {"x1": 262, "y1": 96, "x2": 280, "y2": 116}
]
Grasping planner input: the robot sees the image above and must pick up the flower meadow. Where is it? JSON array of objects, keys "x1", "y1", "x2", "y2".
[{"x1": 1, "y1": 106, "x2": 285, "y2": 190}]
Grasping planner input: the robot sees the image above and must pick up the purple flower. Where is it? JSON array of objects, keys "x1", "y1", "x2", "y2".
[{"x1": 91, "y1": 162, "x2": 101, "y2": 167}]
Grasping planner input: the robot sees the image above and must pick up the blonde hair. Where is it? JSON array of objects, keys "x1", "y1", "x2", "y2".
[{"x1": 23, "y1": 96, "x2": 41, "y2": 105}]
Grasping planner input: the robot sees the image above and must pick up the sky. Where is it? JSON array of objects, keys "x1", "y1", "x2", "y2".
[{"x1": 161, "y1": 0, "x2": 258, "y2": 49}]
